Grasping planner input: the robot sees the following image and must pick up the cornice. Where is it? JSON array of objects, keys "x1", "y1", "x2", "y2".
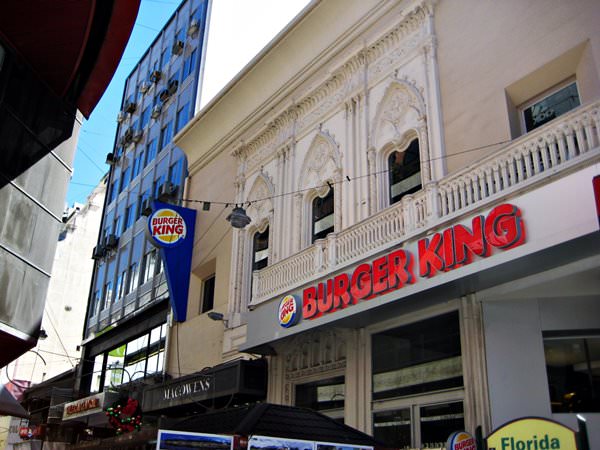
[{"x1": 232, "y1": 1, "x2": 433, "y2": 173}]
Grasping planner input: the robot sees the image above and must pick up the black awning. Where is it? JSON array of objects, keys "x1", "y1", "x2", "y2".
[{"x1": 162, "y1": 403, "x2": 385, "y2": 447}]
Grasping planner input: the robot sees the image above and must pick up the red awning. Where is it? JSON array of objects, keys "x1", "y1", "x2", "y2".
[{"x1": 0, "y1": 0, "x2": 140, "y2": 118}]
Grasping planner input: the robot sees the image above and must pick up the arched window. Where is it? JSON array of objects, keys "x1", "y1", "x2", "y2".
[
  {"x1": 252, "y1": 227, "x2": 269, "y2": 271},
  {"x1": 312, "y1": 188, "x2": 334, "y2": 243},
  {"x1": 388, "y1": 139, "x2": 421, "y2": 205}
]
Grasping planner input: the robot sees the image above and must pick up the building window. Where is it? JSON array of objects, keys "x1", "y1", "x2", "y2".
[
  {"x1": 169, "y1": 158, "x2": 185, "y2": 187},
  {"x1": 102, "y1": 281, "x2": 113, "y2": 310},
  {"x1": 543, "y1": 332, "x2": 600, "y2": 413},
  {"x1": 200, "y1": 275, "x2": 215, "y2": 313},
  {"x1": 141, "y1": 250, "x2": 158, "y2": 284},
  {"x1": 253, "y1": 227, "x2": 269, "y2": 271},
  {"x1": 295, "y1": 376, "x2": 345, "y2": 421},
  {"x1": 160, "y1": 46, "x2": 171, "y2": 68},
  {"x1": 91, "y1": 290, "x2": 101, "y2": 317},
  {"x1": 140, "y1": 106, "x2": 151, "y2": 129},
  {"x1": 127, "y1": 262, "x2": 139, "y2": 293},
  {"x1": 182, "y1": 49, "x2": 197, "y2": 80},
  {"x1": 371, "y1": 312, "x2": 463, "y2": 449},
  {"x1": 159, "y1": 121, "x2": 173, "y2": 151},
  {"x1": 312, "y1": 188, "x2": 334, "y2": 243},
  {"x1": 112, "y1": 215, "x2": 122, "y2": 238},
  {"x1": 154, "y1": 173, "x2": 166, "y2": 198},
  {"x1": 388, "y1": 139, "x2": 421, "y2": 205},
  {"x1": 138, "y1": 189, "x2": 151, "y2": 219},
  {"x1": 114, "y1": 270, "x2": 127, "y2": 303},
  {"x1": 521, "y1": 81, "x2": 580, "y2": 133},
  {"x1": 145, "y1": 138, "x2": 158, "y2": 166},
  {"x1": 91, "y1": 324, "x2": 167, "y2": 392},
  {"x1": 120, "y1": 166, "x2": 131, "y2": 193},
  {"x1": 132, "y1": 151, "x2": 144, "y2": 179},
  {"x1": 175, "y1": 103, "x2": 190, "y2": 133},
  {"x1": 124, "y1": 205, "x2": 135, "y2": 231}
]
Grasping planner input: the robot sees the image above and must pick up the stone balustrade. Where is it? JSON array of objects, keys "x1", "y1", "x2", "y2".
[{"x1": 251, "y1": 101, "x2": 600, "y2": 306}]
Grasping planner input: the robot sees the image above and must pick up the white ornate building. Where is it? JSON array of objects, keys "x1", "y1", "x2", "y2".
[{"x1": 175, "y1": 0, "x2": 600, "y2": 448}]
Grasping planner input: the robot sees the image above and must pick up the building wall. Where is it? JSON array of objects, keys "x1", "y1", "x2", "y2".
[
  {"x1": 5, "y1": 180, "x2": 106, "y2": 388},
  {"x1": 0, "y1": 114, "x2": 80, "y2": 354},
  {"x1": 177, "y1": 0, "x2": 600, "y2": 448},
  {"x1": 79, "y1": 0, "x2": 210, "y2": 395},
  {"x1": 436, "y1": 0, "x2": 600, "y2": 173}
]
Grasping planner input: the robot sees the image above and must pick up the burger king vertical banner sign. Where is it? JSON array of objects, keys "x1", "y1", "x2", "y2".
[{"x1": 146, "y1": 200, "x2": 196, "y2": 322}]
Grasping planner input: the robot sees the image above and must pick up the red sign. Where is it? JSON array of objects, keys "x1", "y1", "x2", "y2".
[
  {"x1": 65, "y1": 397, "x2": 100, "y2": 416},
  {"x1": 297, "y1": 203, "x2": 526, "y2": 323}
]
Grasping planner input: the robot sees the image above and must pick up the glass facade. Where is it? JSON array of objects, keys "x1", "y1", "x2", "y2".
[{"x1": 85, "y1": 0, "x2": 210, "y2": 341}]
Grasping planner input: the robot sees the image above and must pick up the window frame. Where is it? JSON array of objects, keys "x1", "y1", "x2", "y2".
[
  {"x1": 311, "y1": 187, "x2": 335, "y2": 243},
  {"x1": 519, "y1": 78, "x2": 580, "y2": 134},
  {"x1": 200, "y1": 274, "x2": 216, "y2": 314},
  {"x1": 387, "y1": 138, "x2": 421, "y2": 206}
]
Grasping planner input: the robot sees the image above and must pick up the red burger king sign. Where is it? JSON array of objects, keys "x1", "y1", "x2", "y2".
[{"x1": 148, "y1": 208, "x2": 187, "y2": 247}]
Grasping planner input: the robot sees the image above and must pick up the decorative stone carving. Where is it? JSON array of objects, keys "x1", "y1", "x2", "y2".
[{"x1": 282, "y1": 330, "x2": 347, "y2": 380}]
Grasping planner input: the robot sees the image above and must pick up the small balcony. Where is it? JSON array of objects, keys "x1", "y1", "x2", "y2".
[{"x1": 251, "y1": 100, "x2": 600, "y2": 305}]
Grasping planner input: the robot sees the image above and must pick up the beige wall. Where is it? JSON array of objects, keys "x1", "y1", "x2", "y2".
[
  {"x1": 166, "y1": 143, "x2": 237, "y2": 374},
  {"x1": 436, "y1": 0, "x2": 600, "y2": 173}
]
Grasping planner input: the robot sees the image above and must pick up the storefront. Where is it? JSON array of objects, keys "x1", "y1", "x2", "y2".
[
  {"x1": 142, "y1": 359, "x2": 268, "y2": 416},
  {"x1": 242, "y1": 168, "x2": 600, "y2": 448}
]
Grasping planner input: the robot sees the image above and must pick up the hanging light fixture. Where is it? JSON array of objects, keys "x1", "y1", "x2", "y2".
[{"x1": 226, "y1": 205, "x2": 251, "y2": 229}]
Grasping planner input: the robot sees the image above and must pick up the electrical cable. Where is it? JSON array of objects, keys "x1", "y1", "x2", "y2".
[{"x1": 180, "y1": 138, "x2": 512, "y2": 208}]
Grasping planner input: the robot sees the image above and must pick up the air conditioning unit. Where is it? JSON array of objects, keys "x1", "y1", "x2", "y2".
[
  {"x1": 159, "y1": 89, "x2": 170, "y2": 102},
  {"x1": 139, "y1": 81, "x2": 151, "y2": 94},
  {"x1": 105, "y1": 152, "x2": 118, "y2": 165},
  {"x1": 124, "y1": 101, "x2": 137, "y2": 114},
  {"x1": 132, "y1": 130, "x2": 143, "y2": 143},
  {"x1": 105, "y1": 234, "x2": 119, "y2": 250},
  {"x1": 116, "y1": 112, "x2": 126, "y2": 123},
  {"x1": 172, "y1": 40, "x2": 184, "y2": 55},
  {"x1": 141, "y1": 199, "x2": 153, "y2": 216},
  {"x1": 188, "y1": 19, "x2": 199, "y2": 36},
  {"x1": 151, "y1": 104, "x2": 162, "y2": 119},
  {"x1": 92, "y1": 245, "x2": 106, "y2": 260},
  {"x1": 167, "y1": 79, "x2": 179, "y2": 95},
  {"x1": 120, "y1": 128, "x2": 134, "y2": 146},
  {"x1": 158, "y1": 182, "x2": 178, "y2": 200},
  {"x1": 150, "y1": 70, "x2": 162, "y2": 83}
]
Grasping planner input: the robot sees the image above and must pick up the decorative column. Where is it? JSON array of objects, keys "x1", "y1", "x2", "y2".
[
  {"x1": 367, "y1": 147, "x2": 377, "y2": 216},
  {"x1": 460, "y1": 294, "x2": 491, "y2": 435},
  {"x1": 228, "y1": 153, "x2": 247, "y2": 314},
  {"x1": 292, "y1": 192, "x2": 303, "y2": 253}
]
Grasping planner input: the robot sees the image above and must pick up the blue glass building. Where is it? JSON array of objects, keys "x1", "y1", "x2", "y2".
[{"x1": 79, "y1": 0, "x2": 210, "y2": 395}]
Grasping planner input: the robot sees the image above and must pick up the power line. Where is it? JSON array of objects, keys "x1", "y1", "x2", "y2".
[
  {"x1": 76, "y1": 145, "x2": 106, "y2": 174},
  {"x1": 181, "y1": 139, "x2": 512, "y2": 208}
]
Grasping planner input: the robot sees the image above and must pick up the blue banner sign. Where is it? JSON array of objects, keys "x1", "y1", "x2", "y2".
[{"x1": 147, "y1": 201, "x2": 196, "y2": 322}]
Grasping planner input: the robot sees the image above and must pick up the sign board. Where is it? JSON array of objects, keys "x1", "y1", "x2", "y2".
[
  {"x1": 279, "y1": 203, "x2": 526, "y2": 327},
  {"x1": 486, "y1": 417, "x2": 577, "y2": 450},
  {"x1": 157, "y1": 430, "x2": 233, "y2": 450},
  {"x1": 62, "y1": 392, "x2": 115, "y2": 421},
  {"x1": 146, "y1": 201, "x2": 197, "y2": 322}
]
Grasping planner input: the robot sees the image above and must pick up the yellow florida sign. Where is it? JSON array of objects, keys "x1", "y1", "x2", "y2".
[{"x1": 487, "y1": 417, "x2": 577, "y2": 450}]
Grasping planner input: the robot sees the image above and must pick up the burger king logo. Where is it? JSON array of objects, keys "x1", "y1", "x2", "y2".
[
  {"x1": 446, "y1": 431, "x2": 476, "y2": 450},
  {"x1": 148, "y1": 208, "x2": 187, "y2": 247},
  {"x1": 278, "y1": 295, "x2": 300, "y2": 328}
]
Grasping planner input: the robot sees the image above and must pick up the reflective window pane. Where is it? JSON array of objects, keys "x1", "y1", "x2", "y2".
[
  {"x1": 373, "y1": 408, "x2": 411, "y2": 449},
  {"x1": 420, "y1": 402, "x2": 464, "y2": 448}
]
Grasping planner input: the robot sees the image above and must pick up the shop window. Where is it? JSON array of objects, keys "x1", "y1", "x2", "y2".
[
  {"x1": 521, "y1": 81, "x2": 580, "y2": 133},
  {"x1": 200, "y1": 275, "x2": 215, "y2": 313},
  {"x1": 253, "y1": 227, "x2": 269, "y2": 271},
  {"x1": 312, "y1": 187, "x2": 334, "y2": 243},
  {"x1": 92, "y1": 324, "x2": 166, "y2": 392},
  {"x1": 373, "y1": 401, "x2": 464, "y2": 449},
  {"x1": 372, "y1": 312, "x2": 462, "y2": 400},
  {"x1": 295, "y1": 375, "x2": 345, "y2": 421},
  {"x1": 371, "y1": 312, "x2": 463, "y2": 449},
  {"x1": 543, "y1": 332, "x2": 600, "y2": 413},
  {"x1": 388, "y1": 139, "x2": 421, "y2": 205}
]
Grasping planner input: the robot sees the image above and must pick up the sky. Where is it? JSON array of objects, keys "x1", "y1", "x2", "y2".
[{"x1": 67, "y1": 0, "x2": 311, "y2": 206}]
